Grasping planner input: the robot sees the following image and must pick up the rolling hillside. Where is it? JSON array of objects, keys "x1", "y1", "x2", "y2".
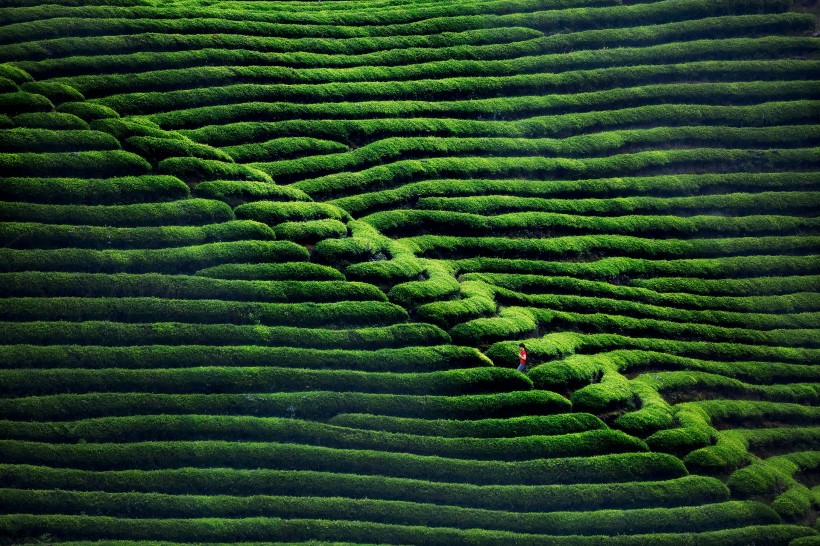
[{"x1": 0, "y1": 0, "x2": 818, "y2": 543}]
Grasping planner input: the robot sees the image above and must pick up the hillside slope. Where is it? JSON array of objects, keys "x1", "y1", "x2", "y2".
[{"x1": 0, "y1": 0, "x2": 818, "y2": 544}]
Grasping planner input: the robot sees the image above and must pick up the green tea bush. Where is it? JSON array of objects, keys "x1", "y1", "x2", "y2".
[
  {"x1": 0, "y1": 92, "x2": 53, "y2": 115},
  {"x1": 274, "y1": 219, "x2": 348, "y2": 244},
  {"x1": 225, "y1": 137, "x2": 348, "y2": 162},
  {"x1": 327, "y1": 412, "x2": 605, "y2": 437},
  {"x1": 0, "y1": 128, "x2": 120, "y2": 153},
  {"x1": 196, "y1": 262, "x2": 344, "y2": 281},
  {"x1": 0, "y1": 198, "x2": 233, "y2": 226},
  {"x1": 57, "y1": 101, "x2": 119, "y2": 121},
  {"x1": 417, "y1": 281, "x2": 496, "y2": 329},
  {"x1": 20, "y1": 81, "x2": 84, "y2": 104},
  {"x1": 0, "y1": 320, "x2": 448, "y2": 349},
  {"x1": 157, "y1": 157, "x2": 272, "y2": 183},
  {"x1": 0, "y1": 220, "x2": 274, "y2": 250},
  {"x1": 0, "y1": 150, "x2": 150, "y2": 177},
  {"x1": 0, "y1": 175, "x2": 189, "y2": 204},
  {"x1": 126, "y1": 136, "x2": 232, "y2": 163},
  {"x1": 0, "y1": 366, "x2": 528, "y2": 398},
  {"x1": 0, "y1": 240, "x2": 308, "y2": 274},
  {"x1": 235, "y1": 200, "x2": 349, "y2": 224},
  {"x1": 0, "y1": 344, "x2": 490, "y2": 372},
  {"x1": 0, "y1": 298, "x2": 407, "y2": 327},
  {"x1": 12, "y1": 112, "x2": 88, "y2": 129},
  {"x1": 0, "y1": 390, "x2": 572, "y2": 421},
  {"x1": 193, "y1": 180, "x2": 310, "y2": 206},
  {"x1": 450, "y1": 307, "x2": 537, "y2": 346},
  {"x1": 388, "y1": 260, "x2": 460, "y2": 308},
  {"x1": 0, "y1": 465, "x2": 722, "y2": 512},
  {"x1": 0, "y1": 272, "x2": 389, "y2": 303}
]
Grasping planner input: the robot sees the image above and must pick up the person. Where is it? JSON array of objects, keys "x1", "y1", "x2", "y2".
[{"x1": 517, "y1": 343, "x2": 528, "y2": 373}]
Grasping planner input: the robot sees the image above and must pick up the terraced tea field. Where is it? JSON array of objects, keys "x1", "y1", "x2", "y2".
[{"x1": 0, "y1": 0, "x2": 818, "y2": 543}]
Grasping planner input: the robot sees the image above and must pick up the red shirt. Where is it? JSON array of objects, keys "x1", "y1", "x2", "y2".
[{"x1": 519, "y1": 348, "x2": 527, "y2": 365}]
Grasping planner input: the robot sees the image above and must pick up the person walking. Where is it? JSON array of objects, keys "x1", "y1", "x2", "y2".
[{"x1": 517, "y1": 343, "x2": 528, "y2": 372}]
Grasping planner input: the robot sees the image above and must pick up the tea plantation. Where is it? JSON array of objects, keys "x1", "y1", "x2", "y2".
[{"x1": 0, "y1": 0, "x2": 818, "y2": 543}]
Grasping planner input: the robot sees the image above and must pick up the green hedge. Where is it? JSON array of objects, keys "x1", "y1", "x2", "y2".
[
  {"x1": 0, "y1": 272, "x2": 389, "y2": 303},
  {"x1": 2, "y1": 516, "x2": 809, "y2": 545},
  {"x1": 0, "y1": 175, "x2": 190, "y2": 204},
  {"x1": 334, "y1": 172, "x2": 820, "y2": 216},
  {"x1": 157, "y1": 156, "x2": 273, "y2": 183},
  {"x1": 0, "y1": 220, "x2": 274, "y2": 250},
  {"x1": 327, "y1": 413, "x2": 605, "y2": 438},
  {"x1": 0, "y1": 440, "x2": 680, "y2": 486},
  {"x1": 19, "y1": 81, "x2": 83, "y2": 104},
  {"x1": 0, "y1": 92, "x2": 53, "y2": 115},
  {"x1": 0, "y1": 197, "x2": 232, "y2": 226},
  {"x1": 0, "y1": 320, "x2": 448, "y2": 348},
  {"x1": 57, "y1": 101, "x2": 120, "y2": 121},
  {"x1": 0, "y1": 150, "x2": 151, "y2": 177},
  {"x1": 0, "y1": 366, "x2": 529, "y2": 398},
  {"x1": 0, "y1": 344, "x2": 488, "y2": 372},
  {"x1": 12, "y1": 112, "x2": 88, "y2": 129},
  {"x1": 196, "y1": 262, "x2": 344, "y2": 281},
  {"x1": 255, "y1": 123, "x2": 820, "y2": 183},
  {"x1": 0, "y1": 491, "x2": 778, "y2": 538},
  {"x1": 630, "y1": 275, "x2": 820, "y2": 297},
  {"x1": 274, "y1": 219, "x2": 348, "y2": 244},
  {"x1": 0, "y1": 465, "x2": 724, "y2": 512},
  {"x1": 407, "y1": 234, "x2": 820, "y2": 262},
  {"x1": 155, "y1": 78, "x2": 817, "y2": 132},
  {"x1": 192, "y1": 180, "x2": 311, "y2": 206},
  {"x1": 0, "y1": 390, "x2": 571, "y2": 421},
  {"x1": 0, "y1": 240, "x2": 309, "y2": 274},
  {"x1": 235, "y1": 200, "x2": 350, "y2": 224},
  {"x1": 295, "y1": 146, "x2": 820, "y2": 200},
  {"x1": 416, "y1": 281, "x2": 496, "y2": 329},
  {"x1": 368, "y1": 209, "x2": 819, "y2": 240},
  {"x1": 225, "y1": 137, "x2": 348, "y2": 163},
  {"x1": 489, "y1": 285, "x2": 818, "y2": 330},
  {"x1": 126, "y1": 136, "x2": 233, "y2": 164},
  {"x1": 0, "y1": 298, "x2": 407, "y2": 327},
  {"x1": 456, "y1": 255, "x2": 820, "y2": 283},
  {"x1": 470, "y1": 273, "x2": 819, "y2": 314}
]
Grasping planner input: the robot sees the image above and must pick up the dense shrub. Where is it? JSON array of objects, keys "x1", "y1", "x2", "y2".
[
  {"x1": 0, "y1": 344, "x2": 491, "y2": 372},
  {"x1": 20, "y1": 81, "x2": 84, "y2": 103},
  {"x1": 0, "y1": 272, "x2": 389, "y2": 303},
  {"x1": 0, "y1": 175, "x2": 189, "y2": 204},
  {"x1": 0, "y1": 128, "x2": 120, "y2": 153},
  {"x1": 0, "y1": 240, "x2": 309, "y2": 274},
  {"x1": 57, "y1": 101, "x2": 120, "y2": 121},
  {"x1": 0, "y1": 92, "x2": 53, "y2": 115},
  {"x1": 0, "y1": 220, "x2": 274, "y2": 250},
  {"x1": 235, "y1": 200, "x2": 350, "y2": 224},
  {"x1": 196, "y1": 262, "x2": 344, "y2": 281},
  {"x1": 12, "y1": 112, "x2": 88, "y2": 129},
  {"x1": 0, "y1": 150, "x2": 150, "y2": 177},
  {"x1": 0, "y1": 198, "x2": 232, "y2": 226},
  {"x1": 0, "y1": 297, "x2": 407, "y2": 327},
  {"x1": 0, "y1": 320, "x2": 449, "y2": 349},
  {"x1": 157, "y1": 156, "x2": 272, "y2": 183},
  {"x1": 126, "y1": 136, "x2": 232, "y2": 163},
  {"x1": 274, "y1": 219, "x2": 348, "y2": 243},
  {"x1": 193, "y1": 180, "x2": 311, "y2": 205}
]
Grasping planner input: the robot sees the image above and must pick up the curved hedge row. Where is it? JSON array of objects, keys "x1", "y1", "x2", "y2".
[
  {"x1": 0, "y1": 128, "x2": 120, "y2": 152},
  {"x1": 0, "y1": 272, "x2": 388, "y2": 303},
  {"x1": 0, "y1": 240, "x2": 309, "y2": 274},
  {"x1": 0, "y1": 220, "x2": 275, "y2": 250},
  {"x1": 333, "y1": 172, "x2": 820, "y2": 215},
  {"x1": 327, "y1": 413, "x2": 605, "y2": 437},
  {"x1": 0, "y1": 417, "x2": 648, "y2": 462},
  {"x1": 0, "y1": 321, "x2": 449, "y2": 349},
  {"x1": 195, "y1": 262, "x2": 344, "y2": 281},
  {"x1": 0, "y1": 344, "x2": 490, "y2": 372},
  {"x1": 0, "y1": 390, "x2": 572, "y2": 421},
  {"x1": 0, "y1": 198, "x2": 233, "y2": 226},
  {"x1": 0, "y1": 175, "x2": 190, "y2": 205},
  {"x1": 0, "y1": 298, "x2": 408, "y2": 327},
  {"x1": 0, "y1": 464, "x2": 725, "y2": 512},
  {"x1": 11, "y1": 111, "x2": 88, "y2": 129},
  {"x1": 0, "y1": 491, "x2": 778, "y2": 538},
  {"x1": 193, "y1": 180, "x2": 311, "y2": 206},
  {"x1": 0, "y1": 150, "x2": 150, "y2": 177},
  {"x1": 153, "y1": 79, "x2": 818, "y2": 131}
]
